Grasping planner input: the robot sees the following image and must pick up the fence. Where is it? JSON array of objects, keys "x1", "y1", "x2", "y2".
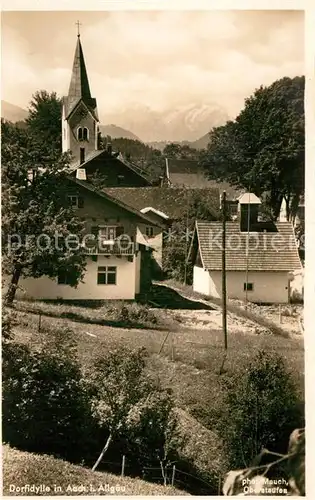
[
  {"x1": 92, "y1": 456, "x2": 220, "y2": 494},
  {"x1": 142, "y1": 465, "x2": 217, "y2": 494}
]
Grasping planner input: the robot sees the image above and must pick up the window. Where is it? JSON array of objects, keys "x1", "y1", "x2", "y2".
[
  {"x1": 80, "y1": 147, "x2": 85, "y2": 164},
  {"x1": 68, "y1": 195, "x2": 84, "y2": 209},
  {"x1": 117, "y1": 175, "x2": 125, "y2": 185},
  {"x1": 58, "y1": 271, "x2": 72, "y2": 285},
  {"x1": 229, "y1": 202, "x2": 238, "y2": 216},
  {"x1": 244, "y1": 282, "x2": 254, "y2": 291},
  {"x1": 83, "y1": 127, "x2": 89, "y2": 141},
  {"x1": 68, "y1": 195, "x2": 79, "y2": 208},
  {"x1": 145, "y1": 226, "x2": 154, "y2": 238},
  {"x1": 99, "y1": 226, "x2": 117, "y2": 241},
  {"x1": 77, "y1": 127, "x2": 83, "y2": 141},
  {"x1": 97, "y1": 226, "x2": 124, "y2": 241},
  {"x1": 77, "y1": 127, "x2": 89, "y2": 141},
  {"x1": 97, "y1": 266, "x2": 117, "y2": 285}
]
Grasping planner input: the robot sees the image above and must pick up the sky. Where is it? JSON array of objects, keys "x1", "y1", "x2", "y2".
[{"x1": 1, "y1": 10, "x2": 304, "y2": 142}]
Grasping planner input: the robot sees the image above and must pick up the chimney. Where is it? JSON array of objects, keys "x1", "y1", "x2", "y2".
[{"x1": 238, "y1": 193, "x2": 261, "y2": 232}]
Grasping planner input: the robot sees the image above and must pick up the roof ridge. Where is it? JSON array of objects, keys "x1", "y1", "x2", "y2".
[{"x1": 69, "y1": 176, "x2": 165, "y2": 228}]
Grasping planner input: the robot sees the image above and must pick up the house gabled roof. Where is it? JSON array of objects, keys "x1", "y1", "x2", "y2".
[
  {"x1": 69, "y1": 150, "x2": 105, "y2": 171},
  {"x1": 69, "y1": 149, "x2": 152, "y2": 185},
  {"x1": 238, "y1": 193, "x2": 261, "y2": 204},
  {"x1": 68, "y1": 177, "x2": 165, "y2": 228},
  {"x1": 190, "y1": 221, "x2": 302, "y2": 272},
  {"x1": 166, "y1": 158, "x2": 242, "y2": 199},
  {"x1": 103, "y1": 187, "x2": 220, "y2": 220},
  {"x1": 140, "y1": 207, "x2": 169, "y2": 219}
]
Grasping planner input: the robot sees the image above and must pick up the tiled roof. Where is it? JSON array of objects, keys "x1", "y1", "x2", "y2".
[
  {"x1": 69, "y1": 149, "x2": 151, "y2": 184},
  {"x1": 194, "y1": 221, "x2": 302, "y2": 271},
  {"x1": 166, "y1": 159, "x2": 242, "y2": 199},
  {"x1": 103, "y1": 187, "x2": 220, "y2": 220},
  {"x1": 70, "y1": 177, "x2": 165, "y2": 228}
]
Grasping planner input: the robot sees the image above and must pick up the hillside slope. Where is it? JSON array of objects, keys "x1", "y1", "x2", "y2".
[
  {"x1": 1, "y1": 100, "x2": 28, "y2": 122},
  {"x1": 99, "y1": 124, "x2": 142, "y2": 142},
  {"x1": 3, "y1": 445, "x2": 187, "y2": 496}
]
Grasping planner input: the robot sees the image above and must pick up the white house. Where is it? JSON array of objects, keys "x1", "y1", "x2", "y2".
[
  {"x1": 189, "y1": 194, "x2": 302, "y2": 304},
  {"x1": 17, "y1": 179, "x2": 164, "y2": 301}
]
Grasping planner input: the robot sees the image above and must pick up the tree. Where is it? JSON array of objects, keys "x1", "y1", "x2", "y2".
[
  {"x1": 26, "y1": 90, "x2": 62, "y2": 153},
  {"x1": 201, "y1": 76, "x2": 304, "y2": 219},
  {"x1": 87, "y1": 346, "x2": 181, "y2": 473},
  {"x1": 217, "y1": 350, "x2": 304, "y2": 471},
  {"x1": 163, "y1": 189, "x2": 221, "y2": 283},
  {"x1": 163, "y1": 142, "x2": 200, "y2": 160},
  {"x1": 2, "y1": 121, "x2": 86, "y2": 304},
  {"x1": 2, "y1": 324, "x2": 93, "y2": 462}
]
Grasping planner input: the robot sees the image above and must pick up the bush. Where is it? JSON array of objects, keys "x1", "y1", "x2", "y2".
[
  {"x1": 216, "y1": 350, "x2": 304, "y2": 470},
  {"x1": 2, "y1": 326, "x2": 93, "y2": 462},
  {"x1": 2, "y1": 306, "x2": 16, "y2": 341},
  {"x1": 87, "y1": 346, "x2": 183, "y2": 476},
  {"x1": 102, "y1": 302, "x2": 159, "y2": 326}
]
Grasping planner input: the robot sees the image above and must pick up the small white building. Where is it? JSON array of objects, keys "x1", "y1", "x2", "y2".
[
  {"x1": 189, "y1": 194, "x2": 302, "y2": 304},
  {"x1": 279, "y1": 195, "x2": 305, "y2": 227}
]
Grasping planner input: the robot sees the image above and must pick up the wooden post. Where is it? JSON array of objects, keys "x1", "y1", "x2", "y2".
[
  {"x1": 171, "y1": 465, "x2": 176, "y2": 486},
  {"x1": 171, "y1": 332, "x2": 175, "y2": 361},
  {"x1": 279, "y1": 304, "x2": 282, "y2": 324},
  {"x1": 38, "y1": 313, "x2": 42, "y2": 332},
  {"x1": 121, "y1": 455, "x2": 125, "y2": 477},
  {"x1": 244, "y1": 193, "x2": 251, "y2": 309},
  {"x1": 159, "y1": 331, "x2": 170, "y2": 354},
  {"x1": 221, "y1": 191, "x2": 227, "y2": 351}
]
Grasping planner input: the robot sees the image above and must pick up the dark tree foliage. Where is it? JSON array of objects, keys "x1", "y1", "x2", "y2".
[
  {"x1": 26, "y1": 90, "x2": 62, "y2": 153},
  {"x1": 163, "y1": 142, "x2": 201, "y2": 160},
  {"x1": 2, "y1": 120, "x2": 86, "y2": 304},
  {"x1": 201, "y1": 76, "x2": 304, "y2": 219},
  {"x1": 163, "y1": 189, "x2": 221, "y2": 283},
  {"x1": 216, "y1": 350, "x2": 304, "y2": 471},
  {"x1": 2, "y1": 327, "x2": 93, "y2": 462}
]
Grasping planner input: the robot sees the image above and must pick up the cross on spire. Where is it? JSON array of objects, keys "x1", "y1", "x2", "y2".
[{"x1": 76, "y1": 20, "x2": 82, "y2": 37}]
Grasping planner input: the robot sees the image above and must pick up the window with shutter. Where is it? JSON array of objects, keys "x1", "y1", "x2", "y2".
[
  {"x1": 116, "y1": 226, "x2": 125, "y2": 237},
  {"x1": 78, "y1": 196, "x2": 84, "y2": 208},
  {"x1": 91, "y1": 226, "x2": 99, "y2": 245}
]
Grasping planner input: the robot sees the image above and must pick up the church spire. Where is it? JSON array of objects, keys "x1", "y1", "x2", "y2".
[
  {"x1": 62, "y1": 27, "x2": 99, "y2": 157},
  {"x1": 67, "y1": 32, "x2": 92, "y2": 105}
]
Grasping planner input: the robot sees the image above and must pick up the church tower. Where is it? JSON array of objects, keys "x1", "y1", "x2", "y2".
[{"x1": 62, "y1": 30, "x2": 99, "y2": 165}]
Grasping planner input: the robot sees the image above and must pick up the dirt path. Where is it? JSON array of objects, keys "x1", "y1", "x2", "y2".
[{"x1": 153, "y1": 282, "x2": 303, "y2": 338}]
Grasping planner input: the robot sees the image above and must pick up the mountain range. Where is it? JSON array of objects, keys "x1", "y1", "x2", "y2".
[{"x1": 1, "y1": 100, "x2": 214, "y2": 149}]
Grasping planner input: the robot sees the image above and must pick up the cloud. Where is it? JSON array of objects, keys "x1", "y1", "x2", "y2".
[{"x1": 1, "y1": 10, "x2": 304, "y2": 141}]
